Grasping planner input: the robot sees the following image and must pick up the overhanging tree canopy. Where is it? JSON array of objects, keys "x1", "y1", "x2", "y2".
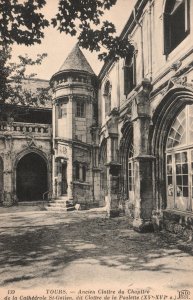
[{"x1": 0, "y1": 0, "x2": 133, "y2": 105}]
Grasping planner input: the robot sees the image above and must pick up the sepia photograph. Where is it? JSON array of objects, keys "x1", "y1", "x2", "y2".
[{"x1": 0, "y1": 0, "x2": 193, "y2": 299}]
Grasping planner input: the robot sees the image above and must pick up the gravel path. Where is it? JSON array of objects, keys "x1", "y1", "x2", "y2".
[{"x1": 0, "y1": 209, "x2": 192, "y2": 296}]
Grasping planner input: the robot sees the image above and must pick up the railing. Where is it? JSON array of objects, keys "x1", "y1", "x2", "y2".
[
  {"x1": 41, "y1": 190, "x2": 52, "y2": 210},
  {"x1": 0, "y1": 121, "x2": 51, "y2": 136},
  {"x1": 43, "y1": 190, "x2": 52, "y2": 201}
]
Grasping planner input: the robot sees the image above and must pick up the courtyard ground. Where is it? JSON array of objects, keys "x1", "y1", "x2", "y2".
[{"x1": 0, "y1": 208, "x2": 193, "y2": 299}]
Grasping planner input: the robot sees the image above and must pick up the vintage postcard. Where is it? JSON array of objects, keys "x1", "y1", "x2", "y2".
[{"x1": 0, "y1": 0, "x2": 193, "y2": 299}]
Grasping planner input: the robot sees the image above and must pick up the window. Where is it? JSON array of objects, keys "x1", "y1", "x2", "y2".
[
  {"x1": 166, "y1": 105, "x2": 193, "y2": 211},
  {"x1": 124, "y1": 54, "x2": 136, "y2": 96},
  {"x1": 58, "y1": 104, "x2": 67, "y2": 118},
  {"x1": 74, "y1": 163, "x2": 87, "y2": 182},
  {"x1": 82, "y1": 165, "x2": 86, "y2": 182},
  {"x1": 104, "y1": 81, "x2": 111, "y2": 116},
  {"x1": 75, "y1": 164, "x2": 80, "y2": 180},
  {"x1": 163, "y1": 0, "x2": 190, "y2": 54},
  {"x1": 111, "y1": 138, "x2": 118, "y2": 161},
  {"x1": 76, "y1": 102, "x2": 85, "y2": 118}
]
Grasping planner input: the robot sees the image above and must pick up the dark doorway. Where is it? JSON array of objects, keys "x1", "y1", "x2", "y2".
[
  {"x1": 61, "y1": 162, "x2": 67, "y2": 195},
  {"x1": 16, "y1": 153, "x2": 48, "y2": 201}
]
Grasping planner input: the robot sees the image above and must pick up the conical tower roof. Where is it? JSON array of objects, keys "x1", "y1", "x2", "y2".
[{"x1": 58, "y1": 43, "x2": 95, "y2": 75}]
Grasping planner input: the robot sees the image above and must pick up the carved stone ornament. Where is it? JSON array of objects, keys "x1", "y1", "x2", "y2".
[
  {"x1": 170, "y1": 60, "x2": 182, "y2": 72},
  {"x1": 4, "y1": 135, "x2": 13, "y2": 150},
  {"x1": 26, "y1": 135, "x2": 37, "y2": 148},
  {"x1": 110, "y1": 107, "x2": 119, "y2": 117},
  {"x1": 141, "y1": 78, "x2": 153, "y2": 95},
  {"x1": 161, "y1": 76, "x2": 193, "y2": 97},
  {"x1": 173, "y1": 75, "x2": 193, "y2": 89}
]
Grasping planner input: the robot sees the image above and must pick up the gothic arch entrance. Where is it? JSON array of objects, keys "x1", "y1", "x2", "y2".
[
  {"x1": 16, "y1": 152, "x2": 48, "y2": 202},
  {"x1": 166, "y1": 105, "x2": 193, "y2": 211},
  {"x1": 151, "y1": 87, "x2": 193, "y2": 211}
]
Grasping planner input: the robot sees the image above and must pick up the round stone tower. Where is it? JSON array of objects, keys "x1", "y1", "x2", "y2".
[{"x1": 50, "y1": 44, "x2": 97, "y2": 208}]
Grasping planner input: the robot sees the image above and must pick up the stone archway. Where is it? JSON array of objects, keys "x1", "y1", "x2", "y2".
[
  {"x1": 16, "y1": 152, "x2": 48, "y2": 202},
  {"x1": 151, "y1": 87, "x2": 193, "y2": 211}
]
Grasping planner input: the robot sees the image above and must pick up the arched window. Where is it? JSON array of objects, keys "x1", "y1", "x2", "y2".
[
  {"x1": 104, "y1": 81, "x2": 111, "y2": 116},
  {"x1": 163, "y1": 0, "x2": 190, "y2": 54},
  {"x1": 166, "y1": 104, "x2": 193, "y2": 211},
  {"x1": 124, "y1": 54, "x2": 136, "y2": 96}
]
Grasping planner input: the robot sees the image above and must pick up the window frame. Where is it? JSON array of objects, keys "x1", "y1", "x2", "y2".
[
  {"x1": 123, "y1": 54, "x2": 136, "y2": 96},
  {"x1": 103, "y1": 81, "x2": 112, "y2": 117},
  {"x1": 163, "y1": 0, "x2": 190, "y2": 55},
  {"x1": 76, "y1": 101, "x2": 85, "y2": 118}
]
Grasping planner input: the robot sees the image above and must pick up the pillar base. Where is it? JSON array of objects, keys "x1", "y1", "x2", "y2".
[{"x1": 133, "y1": 218, "x2": 154, "y2": 233}]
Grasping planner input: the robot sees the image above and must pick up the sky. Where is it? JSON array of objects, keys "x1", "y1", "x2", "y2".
[{"x1": 11, "y1": 0, "x2": 136, "y2": 80}]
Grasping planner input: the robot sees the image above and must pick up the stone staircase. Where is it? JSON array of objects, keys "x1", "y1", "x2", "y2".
[{"x1": 46, "y1": 196, "x2": 75, "y2": 211}]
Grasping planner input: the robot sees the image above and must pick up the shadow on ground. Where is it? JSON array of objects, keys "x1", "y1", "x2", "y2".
[{"x1": 0, "y1": 211, "x2": 192, "y2": 288}]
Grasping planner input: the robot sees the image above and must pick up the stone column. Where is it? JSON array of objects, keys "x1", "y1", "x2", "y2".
[
  {"x1": 131, "y1": 79, "x2": 155, "y2": 232},
  {"x1": 106, "y1": 168, "x2": 120, "y2": 217},
  {"x1": 105, "y1": 109, "x2": 121, "y2": 218},
  {"x1": 3, "y1": 136, "x2": 14, "y2": 206},
  {"x1": 52, "y1": 101, "x2": 56, "y2": 198},
  {"x1": 67, "y1": 95, "x2": 73, "y2": 139},
  {"x1": 67, "y1": 144, "x2": 73, "y2": 200}
]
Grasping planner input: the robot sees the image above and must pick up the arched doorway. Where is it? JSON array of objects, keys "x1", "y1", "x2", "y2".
[
  {"x1": 16, "y1": 152, "x2": 48, "y2": 202},
  {"x1": 151, "y1": 87, "x2": 193, "y2": 211}
]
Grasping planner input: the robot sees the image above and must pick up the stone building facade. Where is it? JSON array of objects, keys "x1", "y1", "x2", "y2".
[
  {"x1": 0, "y1": 79, "x2": 52, "y2": 206},
  {"x1": 50, "y1": 44, "x2": 100, "y2": 209},
  {"x1": 1, "y1": 0, "x2": 193, "y2": 239},
  {"x1": 97, "y1": 0, "x2": 193, "y2": 237}
]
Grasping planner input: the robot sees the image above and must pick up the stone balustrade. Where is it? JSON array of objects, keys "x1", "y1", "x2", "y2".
[{"x1": 0, "y1": 121, "x2": 51, "y2": 136}]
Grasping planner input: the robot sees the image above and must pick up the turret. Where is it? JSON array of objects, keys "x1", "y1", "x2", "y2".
[{"x1": 50, "y1": 44, "x2": 98, "y2": 206}]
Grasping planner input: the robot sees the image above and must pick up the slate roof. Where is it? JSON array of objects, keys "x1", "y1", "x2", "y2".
[{"x1": 58, "y1": 43, "x2": 95, "y2": 75}]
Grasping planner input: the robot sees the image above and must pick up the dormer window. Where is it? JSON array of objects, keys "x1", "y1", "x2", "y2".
[
  {"x1": 163, "y1": 0, "x2": 190, "y2": 55},
  {"x1": 124, "y1": 54, "x2": 136, "y2": 96},
  {"x1": 104, "y1": 81, "x2": 111, "y2": 117}
]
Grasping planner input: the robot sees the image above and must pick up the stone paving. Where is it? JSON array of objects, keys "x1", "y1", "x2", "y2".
[{"x1": 0, "y1": 208, "x2": 193, "y2": 296}]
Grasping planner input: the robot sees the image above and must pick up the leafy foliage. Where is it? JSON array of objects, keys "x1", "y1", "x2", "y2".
[
  {"x1": 0, "y1": 0, "x2": 49, "y2": 46},
  {"x1": 0, "y1": 0, "x2": 133, "y2": 108},
  {"x1": 0, "y1": 0, "x2": 50, "y2": 107},
  {"x1": 52, "y1": 0, "x2": 133, "y2": 61},
  {"x1": 0, "y1": 46, "x2": 51, "y2": 117}
]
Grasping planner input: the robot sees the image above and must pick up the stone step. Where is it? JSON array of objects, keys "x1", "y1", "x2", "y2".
[
  {"x1": 56, "y1": 196, "x2": 69, "y2": 200},
  {"x1": 48, "y1": 201, "x2": 73, "y2": 207},
  {"x1": 47, "y1": 203, "x2": 74, "y2": 208},
  {"x1": 51, "y1": 199, "x2": 73, "y2": 204},
  {"x1": 46, "y1": 196, "x2": 75, "y2": 211},
  {"x1": 46, "y1": 206, "x2": 75, "y2": 212}
]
